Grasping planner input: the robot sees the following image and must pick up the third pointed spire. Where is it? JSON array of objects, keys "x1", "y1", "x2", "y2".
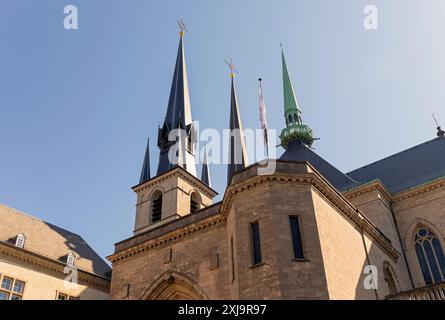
[{"x1": 279, "y1": 48, "x2": 315, "y2": 149}]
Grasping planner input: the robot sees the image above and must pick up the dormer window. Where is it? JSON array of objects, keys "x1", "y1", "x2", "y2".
[
  {"x1": 66, "y1": 252, "x2": 76, "y2": 267},
  {"x1": 15, "y1": 234, "x2": 26, "y2": 249}
]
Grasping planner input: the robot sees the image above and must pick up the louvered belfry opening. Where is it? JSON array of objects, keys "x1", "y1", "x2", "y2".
[
  {"x1": 151, "y1": 192, "x2": 163, "y2": 223},
  {"x1": 190, "y1": 192, "x2": 200, "y2": 214}
]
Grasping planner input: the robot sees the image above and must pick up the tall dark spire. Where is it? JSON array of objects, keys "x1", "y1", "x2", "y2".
[
  {"x1": 201, "y1": 145, "x2": 211, "y2": 187},
  {"x1": 226, "y1": 64, "x2": 249, "y2": 185},
  {"x1": 156, "y1": 30, "x2": 197, "y2": 177},
  {"x1": 139, "y1": 138, "x2": 151, "y2": 184}
]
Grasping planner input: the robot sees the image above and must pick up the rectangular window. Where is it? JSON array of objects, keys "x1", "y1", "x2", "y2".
[
  {"x1": 0, "y1": 275, "x2": 25, "y2": 300},
  {"x1": 1, "y1": 277, "x2": 13, "y2": 290},
  {"x1": 230, "y1": 236, "x2": 235, "y2": 283},
  {"x1": 56, "y1": 292, "x2": 79, "y2": 300},
  {"x1": 250, "y1": 222, "x2": 262, "y2": 265},
  {"x1": 57, "y1": 292, "x2": 68, "y2": 300},
  {"x1": 0, "y1": 291, "x2": 10, "y2": 300},
  {"x1": 289, "y1": 216, "x2": 304, "y2": 259},
  {"x1": 13, "y1": 280, "x2": 25, "y2": 294}
]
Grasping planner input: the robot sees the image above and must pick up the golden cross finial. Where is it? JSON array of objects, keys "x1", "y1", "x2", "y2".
[
  {"x1": 225, "y1": 58, "x2": 239, "y2": 78},
  {"x1": 175, "y1": 18, "x2": 188, "y2": 37}
]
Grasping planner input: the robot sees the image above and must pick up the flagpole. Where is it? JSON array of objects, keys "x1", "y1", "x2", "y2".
[{"x1": 258, "y1": 78, "x2": 269, "y2": 158}]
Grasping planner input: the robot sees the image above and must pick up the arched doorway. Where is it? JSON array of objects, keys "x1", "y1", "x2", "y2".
[{"x1": 142, "y1": 271, "x2": 208, "y2": 300}]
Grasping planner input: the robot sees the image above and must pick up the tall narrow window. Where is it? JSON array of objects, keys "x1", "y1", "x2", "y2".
[
  {"x1": 151, "y1": 191, "x2": 163, "y2": 223},
  {"x1": 250, "y1": 222, "x2": 262, "y2": 265},
  {"x1": 230, "y1": 236, "x2": 235, "y2": 283},
  {"x1": 414, "y1": 226, "x2": 445, "y2": 285},
  {"x1": 290, "y1": 216, "x2": 304, "y2": 259},
  {"x1": 190, "y1": 192, "x2": 200, "y2": 214}
]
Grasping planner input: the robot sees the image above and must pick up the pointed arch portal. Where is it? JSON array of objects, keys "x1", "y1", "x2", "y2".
[{"x1": 142, "y1": 271, "x2": 208, "y2": 300}]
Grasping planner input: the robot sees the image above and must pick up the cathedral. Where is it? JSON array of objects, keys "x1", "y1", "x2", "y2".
[{"x1": 107, "y1": 29, "x2": 445, "y2": 300}]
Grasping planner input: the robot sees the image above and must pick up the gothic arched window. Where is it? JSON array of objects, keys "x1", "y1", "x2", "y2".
[
  {"x1": 414, "y1": 226, "x2": 445, "y2": 285},
  {"x1": 293, "y1": 113, "x2": 298, "y2": 124},
  {"x1": 151, "y1": 191, "x2": 163, "y2": 223}
]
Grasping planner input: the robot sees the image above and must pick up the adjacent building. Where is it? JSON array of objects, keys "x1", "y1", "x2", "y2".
[{"x1": 0, "y1": 203, "x2": 111, "y2": 300}]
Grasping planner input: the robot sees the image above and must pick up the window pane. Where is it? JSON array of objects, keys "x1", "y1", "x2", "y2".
[
  {"x1": 251, "y1": 222, "x2": 262, "y2": 265},
  {"x1": 1, "y1": 277, "x2": 12, "y2": 290},
  {"x1": 432, "y1": 238, "x2": 445, "y2": 277},
  {"x1": 13, "y1": 280, "x2": 25, "y2": 294},
  {"x1": 290, "y1": 216, "x2": 304, "y2": 259},
  {"x1": 415, "y1": 243, "x2": 433, "y2": 285},
  {"x1": 57, "y1": 293, "x2": 67, "y2": 300},
  {"x1": 10, "y1": 294, "x2": 22, "y2": 300},
  {"x1": 424, "y1": 240, "x2": 444, "y2": 283},
  {"x1": 0, "y1": 291, "x2": 10, "y2": 300}
]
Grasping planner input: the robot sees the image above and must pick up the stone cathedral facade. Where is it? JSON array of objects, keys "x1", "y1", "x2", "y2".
[{"x1": 107, "y1": 31, "x2": 445, "y2": 300}]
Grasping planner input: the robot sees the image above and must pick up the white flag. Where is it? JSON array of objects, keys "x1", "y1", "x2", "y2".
[{"x1": 258, "y1": 79, "x2": 269, "y2": 156}]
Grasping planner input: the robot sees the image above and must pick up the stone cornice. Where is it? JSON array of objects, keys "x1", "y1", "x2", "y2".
[
  {"x1": 108, "y1": 213, "x2": 226, "y2": 264},
  {"x1": 0, "y1": 241, "x2": 110, "y2": 293},
  {"x1": 392, "y1": 176, "x2": 445, "y2": 203},
  {"x1": 343, "y1": 179, "x2": 393, "y2": 204},
  {"x1": 220, "y1": 162, "x2": 400, "y2": 261},
  {"x1": 111, "y1": 161, "x2": 400, "y2": 264},
  {"x1": 342, "y1": 176, "x2": 445, "y2": 205},
  {"x1": 132, "y1": 167, "x2": 218, "y2": 199}
]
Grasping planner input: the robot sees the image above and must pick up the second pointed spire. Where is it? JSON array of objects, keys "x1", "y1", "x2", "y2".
[{"x1": 227, "y1": 68, "x2": 249, "y2": 185}]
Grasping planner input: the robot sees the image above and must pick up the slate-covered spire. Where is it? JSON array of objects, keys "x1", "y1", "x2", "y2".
[
  {"x1": 139, "y1": 138, "x2": 151, "y2": 184},
  {"x1": 156, "y1": 29, "x2": 197, "y2": 177},
  {"x1": 279, "y1": 49, "x2": 315, "y2": 149},
  {"x1": 201, "y1": 145, "x2": 211, "y2": 187},
  {"x1": 227, "y1": 66, "x2": 249, "y2": 185},
  {"x1": 164, "y1": 32, "x2": 192, "y2": 130}
]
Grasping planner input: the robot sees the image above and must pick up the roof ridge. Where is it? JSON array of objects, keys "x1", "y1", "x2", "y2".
[
  {"x1": 347, "y1": 137, "x2": 442, "y2": 174},
  {"x1": 0, "y1": 202, "x2": 83, "y2": 239}
]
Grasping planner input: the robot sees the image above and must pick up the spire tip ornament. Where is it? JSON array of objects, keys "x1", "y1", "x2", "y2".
[
  {"x1": 175, "y1": 17, "x2": 188, "y2": 37},
  {"x1": 225, "y1": 58, "x2": 239, "y2": 79}
]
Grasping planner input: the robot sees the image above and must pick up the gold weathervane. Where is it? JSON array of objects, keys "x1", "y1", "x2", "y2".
[
  {"x1": 224, "y1": 58, "x2": 239, "y2": 78},
  {"x1": 176, "y1": 18, "x2": 188, "y2": 37}
]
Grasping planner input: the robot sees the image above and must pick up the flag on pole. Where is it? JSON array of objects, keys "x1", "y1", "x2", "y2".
[{"x1": 258, "y1": 78, "x2": 269, "y2": 157}]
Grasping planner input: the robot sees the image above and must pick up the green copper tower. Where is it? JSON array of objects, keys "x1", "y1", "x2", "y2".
[{"x1": 279, "y1": 49, "x2": 315, "y2": 149}]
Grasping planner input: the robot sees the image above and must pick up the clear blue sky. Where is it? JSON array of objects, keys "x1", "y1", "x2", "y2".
[{"x1": 1, "y1": 0, "x2": 444, "y2": 261}]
